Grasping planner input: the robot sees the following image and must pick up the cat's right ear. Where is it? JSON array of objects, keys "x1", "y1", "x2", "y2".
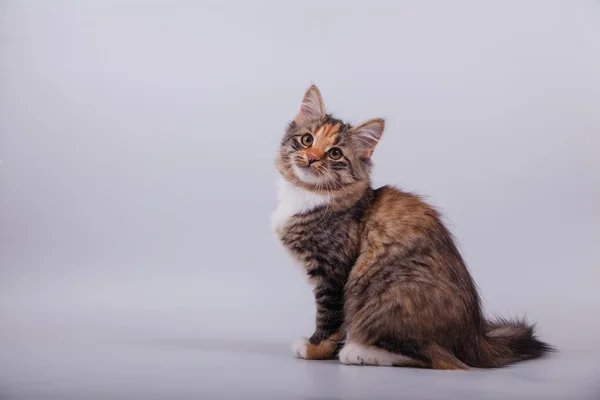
[
  {"x1": 295, "y1": 85, "x2": 325, "y2": 123},
  {"x1": 352, "y1": 118, "x2": 385, "y2": 159}
]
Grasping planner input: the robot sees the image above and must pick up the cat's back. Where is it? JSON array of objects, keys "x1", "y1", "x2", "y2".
[
  {"x1": 366, "y1": 185, "x2": 446, "y2": 242},
  {"x1": 361, "y1": 184, "x2": 469, "y2": 282}
]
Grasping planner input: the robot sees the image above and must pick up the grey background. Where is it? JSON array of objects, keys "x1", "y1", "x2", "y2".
[{"x1": 1, "y1": 1, "x2": 599, "y2": 399}]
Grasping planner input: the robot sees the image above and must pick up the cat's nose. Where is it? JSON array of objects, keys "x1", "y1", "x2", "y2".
[{"x1": 306, "y1": 152, "x2": 320, "y2": 164}]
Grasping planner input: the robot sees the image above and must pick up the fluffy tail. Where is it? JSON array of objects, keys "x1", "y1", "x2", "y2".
[
  {"x1": 472, "y1": 318, "x2": 554, "y2": 368},
  {"x1": 374, "y1": 318, "x2": 553, "y2": 370}
]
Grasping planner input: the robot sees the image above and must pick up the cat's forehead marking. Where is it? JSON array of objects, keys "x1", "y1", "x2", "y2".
[{"x1": 313, "y1": 123, "x2": 341, "y2": 148}]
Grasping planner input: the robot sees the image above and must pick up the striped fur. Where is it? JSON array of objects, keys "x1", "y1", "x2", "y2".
[{"x1": 273, "y1": 85, "x2": 553, "y2": 368}]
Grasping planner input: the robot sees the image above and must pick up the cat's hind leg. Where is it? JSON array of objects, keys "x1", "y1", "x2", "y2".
[
  {"x1": 338, "y1": 341, "x2": 429, "y2": 367},
  {"x1": 339, "y1": 341, "x2": 469, "y2": 369}
]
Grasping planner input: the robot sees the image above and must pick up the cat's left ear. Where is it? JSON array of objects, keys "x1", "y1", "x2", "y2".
[
  {"x1": 296, "y1": 85, "x2": 326, "y2": 123},
  {"x1": 352, "y1": 118, "x2": 385, "y2": 158}
]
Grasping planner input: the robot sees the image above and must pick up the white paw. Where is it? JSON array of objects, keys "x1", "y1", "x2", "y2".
[
  {"x1": 339, "y1": 342, "x2": 401, "y2": 366},
  {"x1": 339, "y1": 342, "x2": 366, "y2": 365},
  {"x1": 291, "y1": 337, "x2": 309, "y2": 359}
]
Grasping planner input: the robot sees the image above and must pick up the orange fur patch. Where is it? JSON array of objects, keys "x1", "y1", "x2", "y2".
[
  {"x1": 313, "y1": 123, "x2": 340, "y2": 150},
  {"x1": 352, "y1": 248, "x2": 375, "y2": 277},
  {"x1": 305, "y1": 332, "x2": 343, "y2": 360},
  {"x1": 428, "y1": 344, "x2": 469, "y2": 370}
]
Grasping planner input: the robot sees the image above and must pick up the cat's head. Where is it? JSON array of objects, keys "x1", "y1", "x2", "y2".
[{"x1": 276, "y1": 85, "x2": 384, "y2": 192}]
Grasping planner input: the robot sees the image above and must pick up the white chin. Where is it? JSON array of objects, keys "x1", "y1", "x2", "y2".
[{"x1": 293, "y1": 165, "x2": 323, "y2": 185}]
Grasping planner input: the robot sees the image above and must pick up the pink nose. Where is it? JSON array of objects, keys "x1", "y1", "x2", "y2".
[{"x1": 306, "y1": 153, "x2": 319, "y2": 162}]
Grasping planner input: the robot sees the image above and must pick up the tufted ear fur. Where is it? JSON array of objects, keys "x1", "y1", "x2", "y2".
[
  {"x1": 296, "y1": 85, "x2": 326, "y2": 123},
  {"x1": 353, "y1": 118, "x2": 385, "y2": 158}
]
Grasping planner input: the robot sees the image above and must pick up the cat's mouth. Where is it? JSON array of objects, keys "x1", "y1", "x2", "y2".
[{"x1": 293, "y1": 163, "x2": 323, "y2": 185}]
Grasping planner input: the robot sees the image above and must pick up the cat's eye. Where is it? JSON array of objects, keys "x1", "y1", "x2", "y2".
[
  {"x1": 328, "y1": 147, "x2": 343, "y2": 160},
  {"x1": 300, "y1": 134, "x2": 313, "y2": 147}
]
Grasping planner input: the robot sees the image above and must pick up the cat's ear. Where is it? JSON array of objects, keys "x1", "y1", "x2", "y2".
[
  {"x1": 352, "y1": 118, "x2": 385, "y2": 158},
  {"x1": 296, "y1": 85, "x2": 325, "y2": 123}
]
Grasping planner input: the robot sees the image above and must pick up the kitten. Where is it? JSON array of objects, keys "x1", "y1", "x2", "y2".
[{"x1": 272, "y1": 85, "x2": 553, "y2": 369}]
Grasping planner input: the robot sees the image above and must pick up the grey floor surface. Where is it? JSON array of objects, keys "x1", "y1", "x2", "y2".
[{"x1": 1, "y1": 324, "x2": 598, "y2": 400}]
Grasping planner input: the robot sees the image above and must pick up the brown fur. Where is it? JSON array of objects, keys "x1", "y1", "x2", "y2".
[{"x1": 274, "y1": 85, "x2": 553, "y2": 369}]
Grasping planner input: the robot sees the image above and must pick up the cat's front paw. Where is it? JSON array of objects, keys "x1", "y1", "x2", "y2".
[{"x1": 291, "y1": 337, "x2": 309, "y2": 359}]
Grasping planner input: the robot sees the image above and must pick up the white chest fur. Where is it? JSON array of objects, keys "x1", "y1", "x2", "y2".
[{"x1": 270, "y1": 177, "x2": 332, "y2": 234}]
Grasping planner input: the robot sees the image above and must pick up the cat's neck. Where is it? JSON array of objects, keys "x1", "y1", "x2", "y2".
[
  {"x1": 271, "y1": 177, "x2": 370, "y2": 234},
  {"x1": 277, "y1": 176, "x2": 369, "y2": 210}
]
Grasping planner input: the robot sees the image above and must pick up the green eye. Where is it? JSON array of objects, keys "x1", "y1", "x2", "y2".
[
  {"x1": 328, "y1": 147, "x2": 342, "y2": 160},
  {"x1": 301, "y1": 134, "x2": 313, "y2": 147}
]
